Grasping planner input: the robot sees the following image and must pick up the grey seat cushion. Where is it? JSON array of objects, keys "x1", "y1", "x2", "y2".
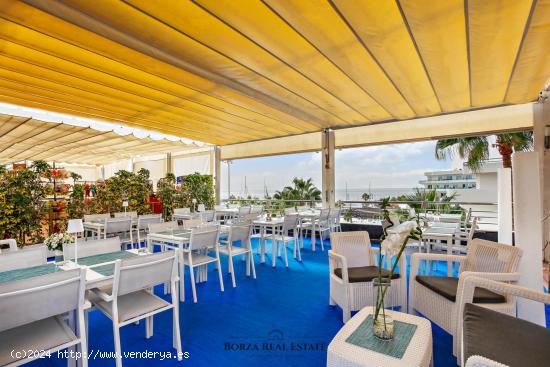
[
  {"x1": 95, "y1": 290, "x2": 171, "y2": 323},
  {"x1": 463, "y1": 303, "x2": 550, "y2": 367},
  {"x1": 416, "y1": 276, "x2": 505, "y2": 303},
  {"x1": 0, "y1": 316, "x2": 78, "y2": 365},
  {"x1": 334, "y1": 266, "x2": 400, "y2": 283}
]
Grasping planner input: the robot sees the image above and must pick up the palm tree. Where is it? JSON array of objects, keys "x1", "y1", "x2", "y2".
[
  {"x1": 435, "y1": 132, "x2": 533, "y2": 171},
  {"x1": 273, "y1": 177, "x2": 321, "y2": 201}
]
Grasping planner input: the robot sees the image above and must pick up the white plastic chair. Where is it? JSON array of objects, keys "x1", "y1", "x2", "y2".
[
  {"x1": 0, "y1": 245, "x2": 47, "y2": 272},
  {"x1": 182, "y1": 218, "x2": 203, "y2": 229},
  {"x1": 181, "y1": 226, "x2": 223, "y2": 303},
  {"x1": 173, "y1": 208, "x2": 190, "y2": 215},
  {"x1": 274, "y1": 214, "x2": 300, "y2": 266},
  {"x1": 0, "y1": 268, "x2": 88, "y2": 367},
  {"x1": 90, "y1": 251, "x2": 181, "y2": 367},
  {"x1": 197, "y1": 204, "x2": 206, "y2": 212},
  {"x1": 104, "y1": 217, "x2": 133, "y2": 249},
  {"x1": 219, "y1": 224, "x2": 256, "y2": 287},
  {"x1": 0, "y1": 239, "x2": 17, "y2": 252},
  {"x1": 113, "y1": 211, "x2": 137, "y2": 218},
  {"x1": 63, "y1": 237, "x2": 121, "y2": 260},
  {"x1": 135, "y1": 214, "x2": 162, "y2": 247},
  {"x1": 147, "y1": 221, "x2": 179, "y2": 252}
]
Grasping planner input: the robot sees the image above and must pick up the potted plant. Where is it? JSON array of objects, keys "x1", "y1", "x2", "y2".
[{"x1": 44, "y1": 232, "x2": 74, "y2": 260}]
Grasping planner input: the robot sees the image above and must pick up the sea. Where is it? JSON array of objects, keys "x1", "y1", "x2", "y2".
[{"x1": 221, "y1": 188, "x2": 416, "y2": 201}]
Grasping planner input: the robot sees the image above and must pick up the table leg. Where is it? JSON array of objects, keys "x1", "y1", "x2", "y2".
[
  {"x1": 260, "y1": 226, "x2": 266, "y2": 263},
  {"x1": 178, "y1": 249, "x2": 185, "y2": 302},
  {"x1": 271, "y1": 226, "x2": 276, "y2": 268},
  {"x1": 311, "y1": 225, "x2": 316, "y2": 252}
]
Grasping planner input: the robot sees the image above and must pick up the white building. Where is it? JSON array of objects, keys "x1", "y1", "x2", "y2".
[
  {"x1": 420, "y1": 159, "x2": 501, "y2": 204},
  {"x1": 420, "y1": 160, "x2": 502, "y2": 231}
]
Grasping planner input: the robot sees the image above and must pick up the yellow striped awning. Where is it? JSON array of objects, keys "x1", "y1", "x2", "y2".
[
  {"x1": 0, "y1": 0, "x2": 547, "y2": 145},
  {"x1": 0, "y1": 113, "x2": 200, "y2": 165}
]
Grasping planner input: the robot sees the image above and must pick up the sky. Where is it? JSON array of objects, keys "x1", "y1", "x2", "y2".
[{"x1": 219, "y1": 139, "x2": 466, "y2": 199}]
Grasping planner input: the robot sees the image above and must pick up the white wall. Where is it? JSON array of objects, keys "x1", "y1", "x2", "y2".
[
  {"x1": 134, "y1": 158, "x2": 166, "y2": 190},
  {"x1": 103, "y1": 159, "x2": 132, "y2": 179},
  {"x1": 173, "y1": 153, "x2": 211, "y2": 176}
]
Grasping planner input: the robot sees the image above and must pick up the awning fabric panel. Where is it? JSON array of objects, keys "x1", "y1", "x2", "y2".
[
  {"x1": 220, "y1": 132, "x2": 322, "y2": 161},
  {"x1": 0, "y1": 113, "x2": 200, "y2": 165},
  {"x1": 334, "y1": 103, "x2": 535, "y2": 149},
  {"x1": 0, "y1": 0, "x2": 546, "y2": 145}
]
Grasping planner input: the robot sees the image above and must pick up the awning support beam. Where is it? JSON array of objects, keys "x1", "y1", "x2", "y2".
[{"x1": 322, "y1": 129, "x2": 335, "y2": 208}]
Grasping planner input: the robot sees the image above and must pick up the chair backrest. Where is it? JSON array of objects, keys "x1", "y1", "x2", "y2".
[
  {"x1": 104, "y1": 217, "x2": 132, "y2": 235},
  {"x1": 328, "y1": 208, "x2": 341, "y2": 222},
  {"x1": 462, "y1": 239, "x2": 522, "y2": 273},
  {"x1": 284, "y1": 207, "x2": 296, "y2": 215},
  {"x1": 330, "y1": 231, "x2": 374, "y2": 268},
  {"x1": 228, "y1": 224, "x2": 252, "y2": 248},
  {"x1": 200, "y1": 210, "x2": 215, "y2": 222},
  {"x1": 64, "y1": 237, "x2": 121, "y2": 260},
  {"x1": 197, "y1": 204, "x2": 206, "y2": 212},
  {"x1": 114, "y1": 251, "x2": 177, "y2": 297},
  {"x1": 189, "y1": 227, "x2": 219, "y2": 251},
  {"x1": 227, "y1": 203, "x2": 239, "y2": 209},
  {"x1": 464, "y1": 207, "x2": 472, "y2": 225},
  {"x1": 250, "y1": 205, "x2": 264, "y2": 214},
  {"x1": 137, "y1": 214, "x2": 162, "y2": 230},
  {"x1": 238, "y1": 206, "x2": 251, "y2": 215},
  {"x1": 182, "y1": 218, "x2": 203, "y2": 229},
  {"x1": 297, "y1": 205, "x2": 309, "y2": 212},
  {"x1": 173, "y1": 207, "x2": 190, "y2": 215},
  {"x1": 319, "y1": 208, "x2": 330, "y2": 222},
  {"x1": 84, "y1": 213, "x2": 110, "y2": 222},
  {"x1": 465, "y1": 217, "x2": 478, "y2": 244},
  {"x1": 214, "y1": 205, "x2": 226, "y2": 211},
  {"x1": 0, "y1": 268, "x2": 85, "y2": 332},
  {"x1": 0, "y1": 245, "x2": 47, "y2": 272},
  {"x1": 148, "y1": 221, "x2": 179, "y2": 233},
  {"x1": 114, "y1": 211, "x2": 137, "y2": 218},
  {"x1": 282, "y1": 214, "x2": 299, "y2": 233},
  {"x1": 0, "y1": 239, "x2": 17, "y2": 252}
]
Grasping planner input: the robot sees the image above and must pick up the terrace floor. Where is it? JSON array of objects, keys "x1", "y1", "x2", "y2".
[{"x1": 33, "y1": 238, "x2": 549, "y2": 367}]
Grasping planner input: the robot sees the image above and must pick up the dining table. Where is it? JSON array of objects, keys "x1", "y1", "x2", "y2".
[
  {"x1": 422, "y1": 225, "x2": 458, "y2": 276},
  {"x1": 285, "y1": 209, "x2": 322, "y2": 251},
  {"x1": 146, "y1": 225, "x2": 231, "y2": 301},
  {"x1": 252, "y1": 217, "x2": 285, "y2": 267}
]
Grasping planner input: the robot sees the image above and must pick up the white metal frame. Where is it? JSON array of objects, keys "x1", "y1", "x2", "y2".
[{"x1": 90, "y1": 251, "x2": 182, "y2": 367}]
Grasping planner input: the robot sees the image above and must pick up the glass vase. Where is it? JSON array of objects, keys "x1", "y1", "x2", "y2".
[{"x1": 372, "y1": 277, "x2": 394, "y2": 340}]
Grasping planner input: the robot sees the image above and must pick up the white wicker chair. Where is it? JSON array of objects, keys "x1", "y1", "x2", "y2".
[
  {"x1": 329, "y1": 231, "x2": 407, "y2": 323},
  {"x1": 409, "y1": 239, "x2": 522, "y2": 354},
  {"x1": 459, "y1": 276, "x2": 550, "y2": 367}
]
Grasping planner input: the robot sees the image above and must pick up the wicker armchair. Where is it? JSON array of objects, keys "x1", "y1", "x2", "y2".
[
  {"x1": 329, "y1": 231, "x2": 407, "y2": 323},
  {"x1": 409, "y1": 239, "x2": 522, "y2": 356},
  {"x1": 459, "y1": 276, "x2": 550, "y2": 367}
]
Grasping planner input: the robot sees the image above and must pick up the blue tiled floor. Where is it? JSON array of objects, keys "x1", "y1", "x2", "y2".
[{"x1": 32, "y1": 238, "x2": 549, "y2": 367}]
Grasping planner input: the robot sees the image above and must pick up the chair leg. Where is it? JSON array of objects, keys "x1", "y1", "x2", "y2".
[
  {"x1": 295, "y1": 234, "x2": 301, "y2": 261},
  {"x1": 229, "y1": 256, "x2": 236, "y2": 288},
  {"x1": 113, "y1": 325, "x2": 123, "y2": 367},
  {"x1": 216, "y1": 256, "x2": 225, "y2": 292},
  {"x1": 283, "y1": 241, "x2": 288, "y2": 267},
  {"x1": 250, "y1": 251, "x2": 256, "y2": 279},
  {"x1": 78, "y1": 311, "x2": 88, "y2": 367},
  {"x1": 245, "y1": 252, "x2": 251, "y2": 277},
  {"x1": 189, "y1": 264, "x2": 198, "y2": 303},
  {"x1": 172, "y1": 298, "x2": 183, "y2": 360},
  {"x1": 145, "y1": 316, "x2": 153, "y2": 339},
  {"x1": 179, "y1": 251, "x2": 185, "y2": 302}
]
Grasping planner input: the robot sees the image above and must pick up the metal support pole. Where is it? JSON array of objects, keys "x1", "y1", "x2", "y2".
[
  {"x1": 322, "y1": 129, "x2": 335, "y2": 208},
  {"x1": 214, "y1": 146, "x2": 221, "y2": 204}
]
